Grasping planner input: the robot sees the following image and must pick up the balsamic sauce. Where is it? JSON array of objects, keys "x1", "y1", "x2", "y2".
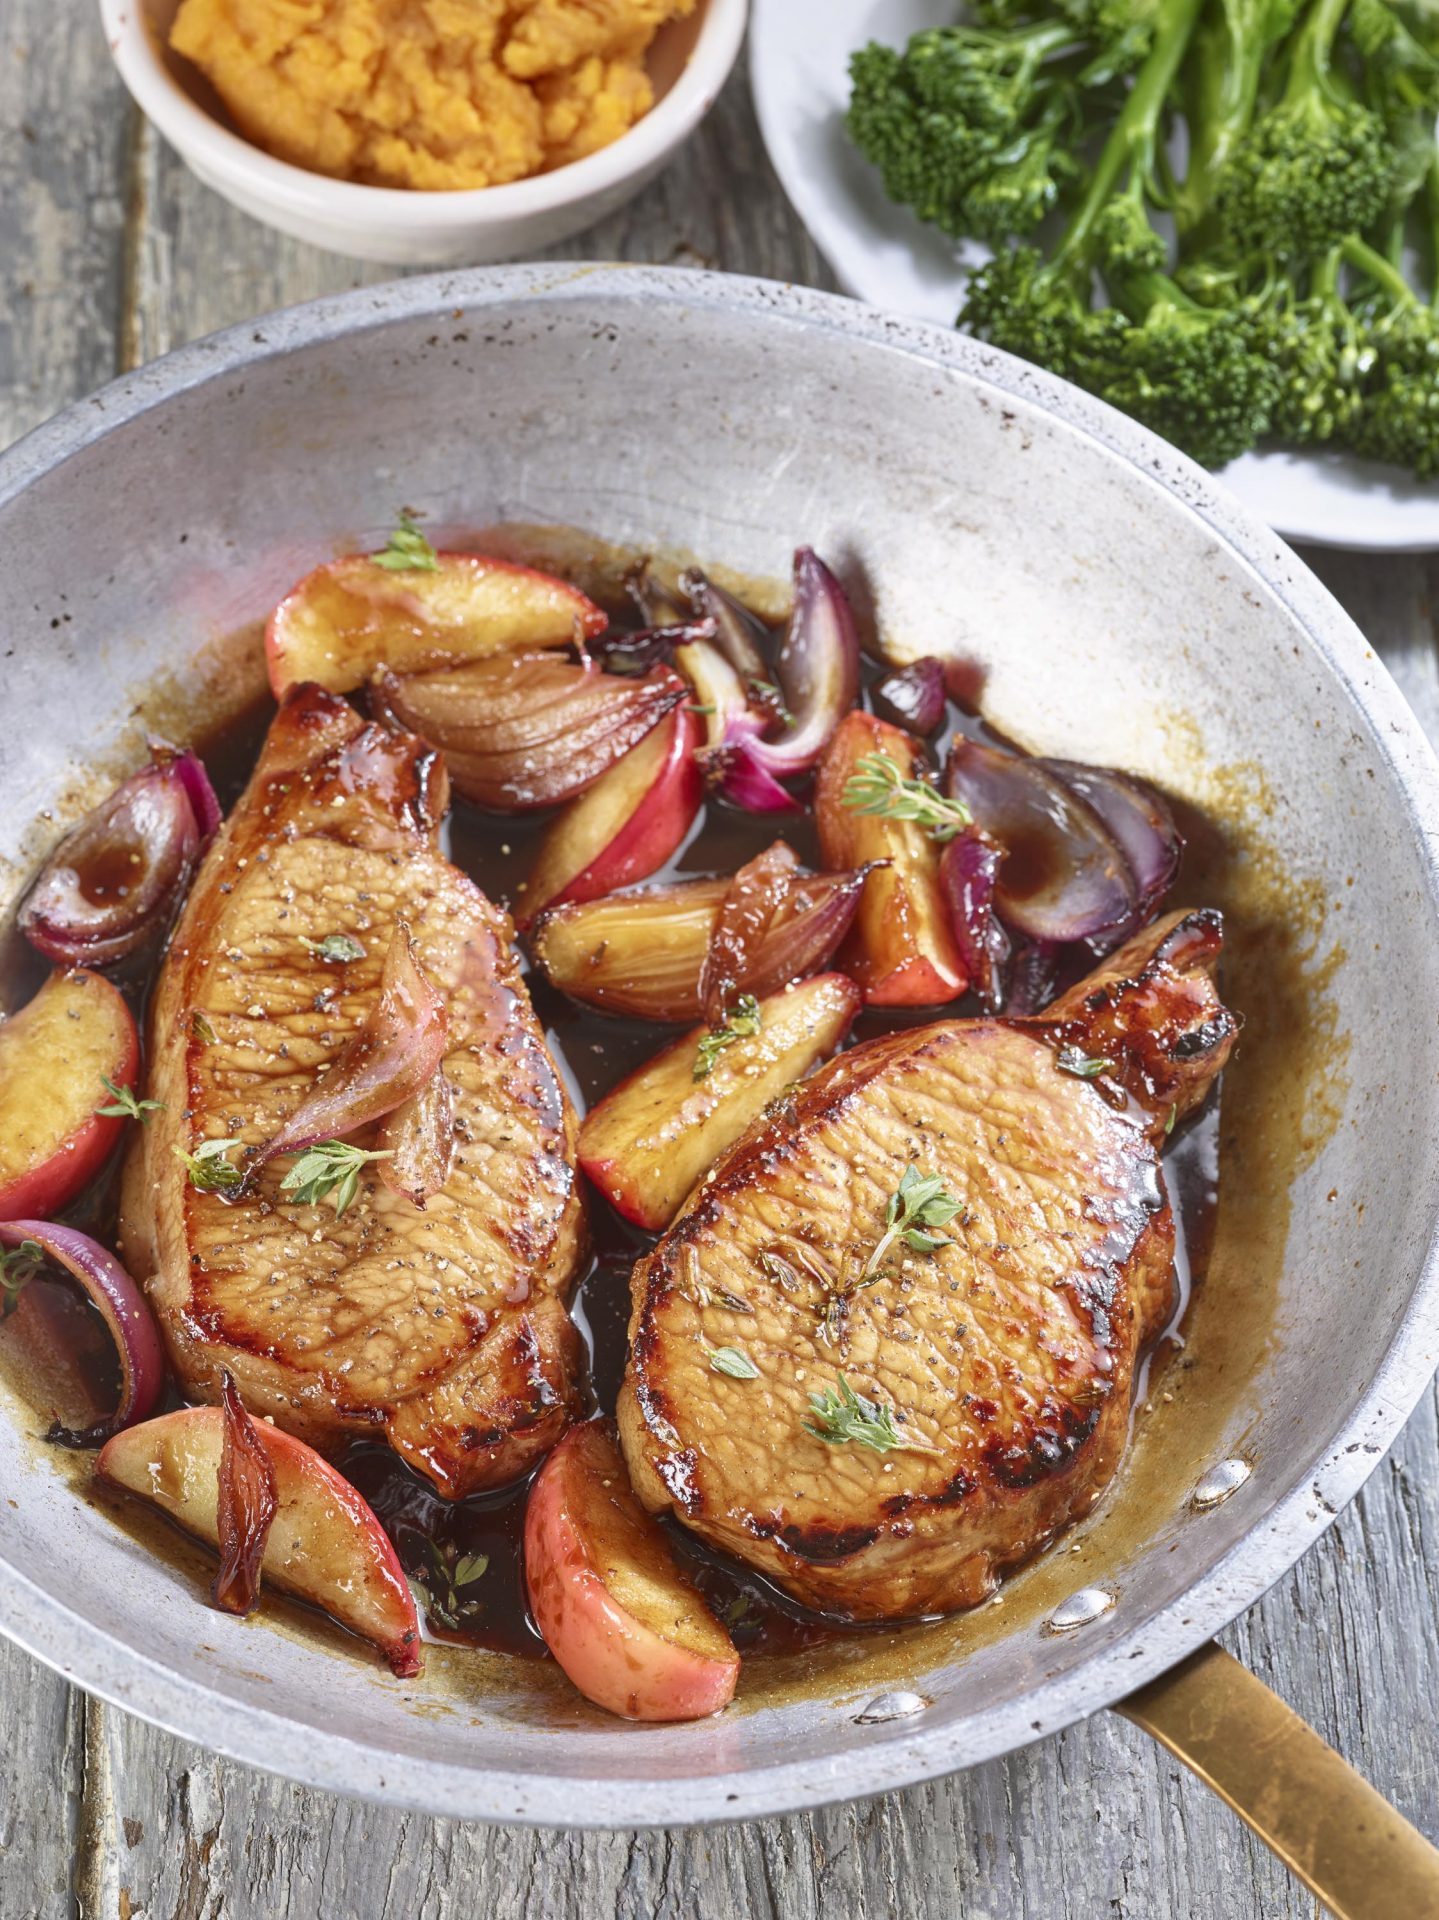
[{"x1": 0, "y1": 592, "x2": 1224, "y2": 1668}]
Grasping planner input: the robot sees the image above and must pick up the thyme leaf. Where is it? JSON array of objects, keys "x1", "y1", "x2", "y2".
[
  {"x1": 279, "y1": 1140, "x2": 394, "y2": 1216},
  {"x1": 301, "y1": 933, "x2": 367, "y2": 965},
  {"x1": 1056, "y1": 1046, "x2": 1115, "y2": 1080},
  {"x1": 0, "y1": 1240, "x2": 44, "y2": 1317},
  {"x1": 706, "y1": 1343, "x2": 760, "y2": 1380},
  {"x1": 372, "y1": 511, "x2": 438, "y2": 573},
  {"x1": 803, "y1": 1374, "x2": 937, "y2": 1456},
  {"x1": 173, "y1": 1137, "x2": 245, "y2": 1193},
  {"x1": 840, "y1": 752, "x2": 970, "y2": 843},
  {"x1": 693, "y1": 993, "x2": 763, "y2": 1081},
  {"x1": 862, "y1": 1163, "x2": 961, "y2": 1279},
  {"x1": 95, "y1": 1075, "x2": 165, "y2": 1123}
]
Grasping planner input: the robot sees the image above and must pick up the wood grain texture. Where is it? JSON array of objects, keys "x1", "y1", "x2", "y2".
[{"x1": 3, "y1": 9, "x2": 1439, "y2": 1915}]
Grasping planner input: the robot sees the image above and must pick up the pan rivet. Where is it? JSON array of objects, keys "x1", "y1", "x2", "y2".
[
  {"x1": 1191, "y1": 1458, "x2": 1252, "y2": 1509},
  {"x1": 853, "y1": 1689, "x2": 931, "y2": 1724},
  {"x1": 1043, "y1": 1587, "x2": 1115, "y2": 1634}
]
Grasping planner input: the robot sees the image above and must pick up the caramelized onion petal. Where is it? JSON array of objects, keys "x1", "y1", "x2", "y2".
[
  {"x1": 713, "y1": 549, "x2": 861, "y2": 787},
  {"x1": 740, "y1": 866, "x2": 874, "y2": 1002},
  {"x1": 590, "y1": 618, "x2": 716, "y2": 678},
  {"x1": 944, "y1": 737, "x2": 1137, "y2": 944},
  {"x1": 680, "y1": 568, "x2": 770, "y2": 682},
  {"x1": 154, "y1": 742, "x2": 223, "y2": 841},
  {"x1": 0, "y1": 1220, "x2": 166, "y2": 1447},
  {"x1": 260, "y1": 925, "x2": 447, "y2": 1164},
  {"x1": 213, "y1": 1370, "x2": 279, "y2": 1617},
  {"x1": 675, "y1": 636, "x2": 753, "y2": 755},
  {"x1": 373, "y1": 656, "x2": 686, "y2": 811},
  {"x1": 938, "y1": 830, "x2": 1012, "y2": 1014},
  {"x1": 707, "y1": 714, "x2": 805, "y2": 814},
  {"x1": 20, "y1": 759, "x2": 204, "y2": 966},
  {"x1": 700, "y1": 842, "x2": 801, "y2": 1025},
  {"x1": 532, "y1": 879, "x2": 730, "y2": 1022},
  {"x1": 377, "y1": 1069, "x2": 456, "y2": 1208},
  {"x1": 873, "y1": 656, "x2": 947, "y2": 736},
  {"x1": 1005, "y1": 941, "x2": 1061, "y2": 1017},
  {"x1": 1041, "y1": 760, "x2": 1182, "y2": 922}
]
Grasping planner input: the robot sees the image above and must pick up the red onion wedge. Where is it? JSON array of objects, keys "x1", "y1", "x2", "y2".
[
  {"x1": 1041, "y1": 761, "x2": 1182, "y2": 923},
  {"x1": 590, "y1": 618, "x2": 716, "y2": 678},
  {"x1": 680, "y1": 569, "x2": 770, "y2": 683},
  {"x1": 532, "y1": 863, "x2": 873, "y2": 1022},
  {"x1": 674, "y1": 635, "x2": 755, "y2": 756},
  {"x1": 707, "y1": 550, "x2": 861, "y2": 809},
  {"x1": 213, "y1": 1371, "x2": 278, "y2": 1617},
  {"x1": 258, "y1": 925, "x2": 447, "y2": 1169},
  {"x1": 944, "y1": 737, "x2": 1137, "y2": 944},
  {"x1": 700, "y1": 842, "x2": 801, "y2": 1024},
  {"x1": 873, "y1": 657, "x2": 948, "y2": 737},
  {"x1": 377, "y1": 1069, "x2": 456, "y2": 1208},
  {"x1": 1005, "y1": 942, "x2": 1061, "y2": 1017},
  {"x1": 372, "y1": 655, "x2": 686, "y2": 812},
  {"x1": 20, "y1": 743, "x2": 219, "y2": 967},
  {"x1": 625, "y1": 562, "x2": 691, "y2": 628},
  {"x1": 0, "y1": 1219, "x2": 166, "y2": 1447},
  {"x1": 938, "y1": 829, "x2": 1012, "y2": 1014}
]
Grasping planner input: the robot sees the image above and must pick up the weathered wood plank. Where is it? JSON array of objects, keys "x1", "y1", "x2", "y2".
[{"x1": 4, "y1": 5, "x2": 1438, "y2": 1912}]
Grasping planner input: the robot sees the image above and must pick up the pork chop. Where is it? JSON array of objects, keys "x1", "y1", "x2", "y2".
[
  {"x1": 119, "y1": 685, "x2": 587, "y2": 1498},
  {"x1": 618, "y1": 911, "x2": 1237, "y2": 1620}
]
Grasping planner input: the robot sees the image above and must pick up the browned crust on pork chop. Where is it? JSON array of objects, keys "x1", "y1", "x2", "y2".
[
  {"x1": 119, "y1": 685, "x2": 586, "y2": 1497},
  {"x1": 619, "y1": 911, "x2": 1236, "y2": 1620}
]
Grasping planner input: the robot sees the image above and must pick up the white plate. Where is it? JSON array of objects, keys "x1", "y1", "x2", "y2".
[{"x1": 750, "y1": 0, "x2": 1439, "y2": 550}]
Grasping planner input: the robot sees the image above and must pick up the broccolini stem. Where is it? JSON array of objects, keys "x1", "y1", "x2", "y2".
[
  {"x1": 1282, "y1": 0, "x2": 1351, "y2": 107},
  {"x1": 1342, "y1": 234, "x2": 1416, "y2": 307},
  {"x1": 1426, "y1": 156, "x2": 1439, "y2": 311},
  {"x1": 1051, "y1": 0, "x2": 1209, "y2": 272}
]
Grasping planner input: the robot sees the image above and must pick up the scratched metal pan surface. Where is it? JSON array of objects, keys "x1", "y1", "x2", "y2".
[{"x1": 0, "y1": 266, "x2": 1436, "y2": 1826}]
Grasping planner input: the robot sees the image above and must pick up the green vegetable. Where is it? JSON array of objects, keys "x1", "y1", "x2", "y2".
[
  {"x1": 373, "y1": 512, "x2": 439, "y2": 573},
  {"x1": 693, "y1": 994, "x2": 763, "y2": 1081},
  {"x1": 848, "y1": 0, "x2": 1439, "y2": 476},
  {"x1": 1056, "y1": 1045, "x2": 1116, "y2": 1077},
  {"x1": 279, "y1": 1139, "x2": 394, "y2": 1216},
  {"x1": 0, "y1": 1240, "x2": 44, "y2": 1318},
  {"x1": 706, "y1": 1344, "x2": 761, "y2": 1380},
  {"x1": 173, "y1": 1137, "x2": 245, "y2": 1193},
  {"x1": 95, "y1": 1075, "x2": 165, "y2": 1123},
  {"x1": 301, "y1": 933, "x2": 367, "y2": 965},
  {"x1": 863, "y1": 1163, "x2": 963, "y2": 1279},
  {"x1": 803, "y1": 1373, "x2": 938, "y2": 1455},
  {"x1": 841, "y1": 751, "x2": 972, "y2": 841}
]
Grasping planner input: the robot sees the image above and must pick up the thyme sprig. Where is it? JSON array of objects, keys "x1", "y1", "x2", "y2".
[
  {"x1": 372, "y1": 511, "x2": 438, "y2": 573},
  {"x1": 693, "y1": 993, "x2": 763, "y2": 1081},
  {"x1": 841, "y1": 752, "x2": 971, "y2": 842},
  {"x1": 173, "y1": 1137, "x2": 245, "y2": 1193},
  {"x1": 417, "y1": 1540, "x2": 489, "y2": 1630},
  {"x1": 803, "y1": 1374, "x2": 938, "y2": 1456},
  {"x1": 0, "y1": 1240, "x2": 44, "y2": 1317},
  {"x1": 280, "y1": 1140, "x2": 393, "y2": 1217},
  {"x1": 862, "y1": 1164, "x2": 961, "y2": 1280},
  {"x1": 1056, "y1": 1046, "x2": 1115, "y2": 1080},
  {"x1": 95, "y1": 1075, "x2": 165, "y2": 1123}
]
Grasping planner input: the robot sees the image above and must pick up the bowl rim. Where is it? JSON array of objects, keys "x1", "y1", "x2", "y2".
[
  {"x1": 96, "y1": 0, "x2": 748, "y2": 226},
  {"x1": 2, "y1": 263, "x2": 1438, "y2": 1827}
]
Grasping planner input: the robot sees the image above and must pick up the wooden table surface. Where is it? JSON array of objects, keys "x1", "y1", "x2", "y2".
[{"x1": 3, "y1": 9, "x2": 1439, "y2": 1917}]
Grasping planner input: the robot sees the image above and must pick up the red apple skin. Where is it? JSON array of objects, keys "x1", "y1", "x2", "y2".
[
  {"x1": 0, "y1": 970, "x2": 140, "y2": 1221},
  {"x1": 97, "y1": 1406, "x2": 423, "y2": 1677},
  {"x1": 524, "y1": 1421, "x2": 739, "y2": 1722},
  {"x1": 265, "y1": 549, "x2": 608, "y2": 700},
  {"x1": 518, "y1": 705, "x2": 703, "y2": 930},
  {"x1": 816, "y1": 712, "x2": 968, "y2": 1008}
]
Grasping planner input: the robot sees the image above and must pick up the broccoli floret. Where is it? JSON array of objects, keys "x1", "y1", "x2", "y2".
[
  {"x1": 963, "y1": 0, "x2": 1279, "y2": 464},
  {"x1": 1217, "y1": 0, "x2": 1395, "y2": 254},
  {"x1": 847, "y1": 14, "x2": 1126, "y2": 241},
  {"x1": 1345, "y1": 224, "x2": 1439, "y2": 471},
  {"x1": 1248, "y1": 253, "x2": 1373, "y2": 442}
]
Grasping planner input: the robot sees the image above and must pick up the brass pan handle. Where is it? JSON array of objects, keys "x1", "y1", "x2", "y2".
[{"x1": 1116, "y1": 1642, "x2": 1439, "y2": 1918}]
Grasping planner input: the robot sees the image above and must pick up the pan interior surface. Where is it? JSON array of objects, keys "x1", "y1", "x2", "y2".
[{"x1": 0, "y1": 266, "x2": 1436, "y2": 1825}]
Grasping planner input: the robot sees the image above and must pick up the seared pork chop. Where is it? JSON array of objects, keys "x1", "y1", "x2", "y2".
[
  {"x1": 619, "y1": 911, "x2": 1236, "y2": 1619},
  {"x1": 119, "y1": 686, "x2": 586, "y2": 1497}
]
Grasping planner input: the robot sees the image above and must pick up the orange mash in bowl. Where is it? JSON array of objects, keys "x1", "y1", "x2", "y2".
[{"x1": 169, "y1": 0, "x2": 698, "y2": 190}]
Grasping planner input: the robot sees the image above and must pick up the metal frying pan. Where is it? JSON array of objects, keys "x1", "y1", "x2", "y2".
[{"x1": 0, "y1": 267, "x2": 1436, "y2": 1914}]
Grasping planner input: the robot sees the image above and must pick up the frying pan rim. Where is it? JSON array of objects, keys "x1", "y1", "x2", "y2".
[{"x1": 0, "y1": 263, "x2": 1435, "y2": 1827}]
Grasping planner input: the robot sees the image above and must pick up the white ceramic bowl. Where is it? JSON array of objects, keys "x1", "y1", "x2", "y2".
[{"x1": 98, "y1": 0, "x2": 747, "y2": 265}]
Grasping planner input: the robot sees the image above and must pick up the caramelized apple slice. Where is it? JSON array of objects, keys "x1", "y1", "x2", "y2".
[
  {"x1": 266, "y1": 549, "x2": 607, "y2": 698},
  {"x1": 97, "y1": 1407, "x2": 422, "y2": 1676},
  {"x1": 0, "y1": 970, "x2": 140, "y2": 1221},
  {"x1": 524, "y1": 1420, "x2": 738, "y2": 1722},
  {"x1": 578, "y1": 972, "x2": 862, "y2": 1230},
  {"x1": 519, "y1": 705, "x2": 703, "y2": 929},
  {"x1": 815, "y1": 712, "x2": 968, "y2": 1007}
]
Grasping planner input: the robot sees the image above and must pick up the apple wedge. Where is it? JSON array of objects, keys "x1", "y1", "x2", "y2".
[
  {"x1": 0, "y1": 970, "x2": 140, "y2": 1221},
  {"x1": 266, "y1": 549, "x2": 607, "y2": 699},
  {"x1": 578, "y1": 972, "x2": 862, "y2": 1230},
  {"x1": 524, "y1": 1419, "x2": 738, "y2": 1722},
  {"x1": 518, "y1": 704, "x2": 703, "y2": 930},
  {"x1": 97, "y1": 1406, "x2": 423, "y2": 1677},
  {"x1": 816, "y1": 712, "x2": 968, "y2": 1008}
]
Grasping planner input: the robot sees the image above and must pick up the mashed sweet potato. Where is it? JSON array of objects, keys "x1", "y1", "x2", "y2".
[{"x1": 169, "y1": 0, "x2": 697, "y2": 191}]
